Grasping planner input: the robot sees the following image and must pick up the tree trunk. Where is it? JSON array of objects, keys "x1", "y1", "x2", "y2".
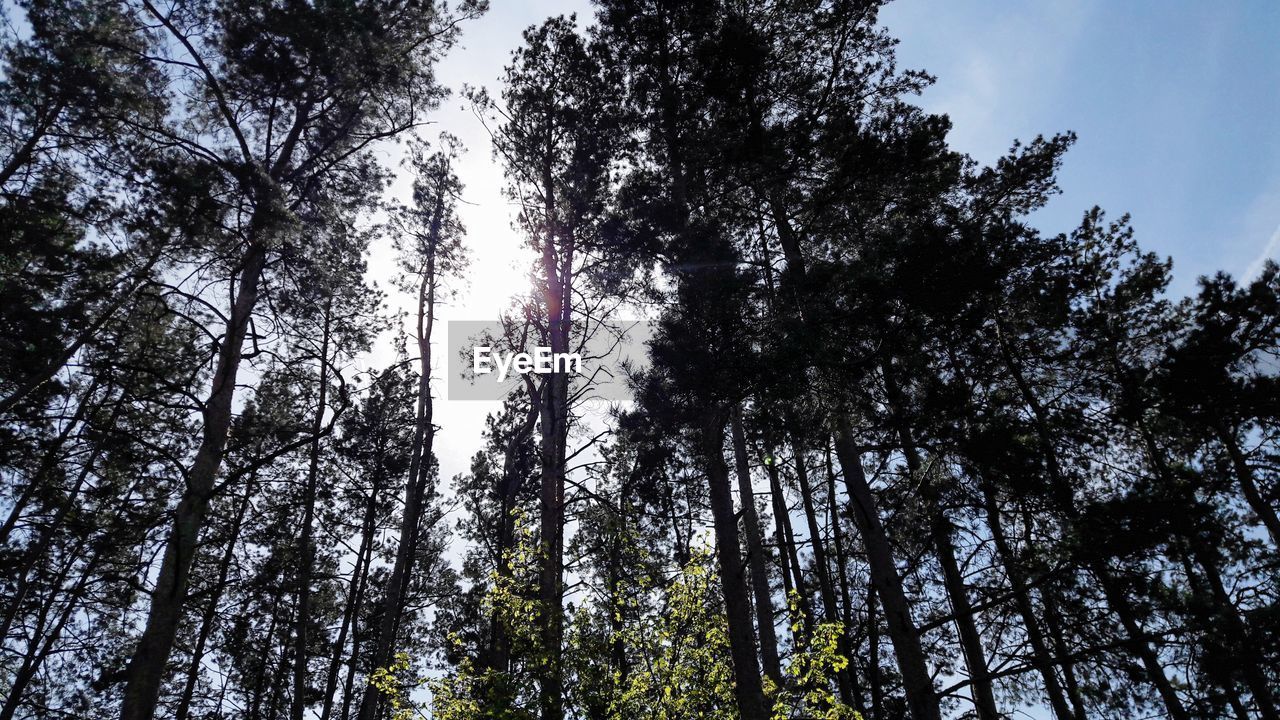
[
  {"x1": 792, "y1": 441, "x2": 862, "y2": 711},
  {"x1": 319, "y1": 465, "x2": 382, "y2": 720},
  {"x1": 120, "y1": 241, "x2": 268, "y2": 720},
  {"x1": 537, "y1": 287, "x2": 570, "y2": 720},
  {"x1": 769, "y1": 462, "x2": 798, "y2": 612},
  {"x1": 0, "y1": 248, "x2": 161, "y2": 418},
  {"x1": 292, "y1": 301, "x2": 332, "y2": 720},
  {"x1": 880, "y1": 353, "x2": 999, "y2": 720},
  {"x1": 0, "y1": 418, "x2": 110, "y2": 642},
  {"x1": 0, "y1": 543, "x2": 102, "y2": 720},
  {"x1": 866, "y1": 583, "x2": 884, "y2": 720},
  {"x1": 1214, "y1": 422, "x2": 1280, "y2": 545},
  {"x1": 0, "y1": 375, "x2": 100, "y2": 545},
  {"x1": 825, "y1": 442, "x2": 872, "y2": 717},
  {"x1": 731, "y1": 410, "x2": 783, "y2": 687},
  {"x1": 995, "y1": 319, "x2": 1190, "y2": 719},
  {"x1": 610, "y1": 472, "x2": 631, "y2": 684},
  {"x1": 1133, "y1": 412, "x2": 1276, "y2": 719},
  {"x1": 1176, "y1": 550, "x2": 1254, "y2": 720},
  {"x1": 832, "y1": 425, "x2": 940, "y2": 720},
  {"x1": 764, "y1": 448, "x2": 810, "y2": 629},
  {"x1": 531, "y1": 135, "x2": 574, "y2": 720},
  {"x1": 980, "y1": 482, "x2": 1077, "y2": 720},
  {"x1": 357, "y1": 230, "x2": 441, "y2": 720},
  {"x1": 1039, "y1": 580, "x2": 1088, "y2": 719},
  {"x1": 0, "y1": 99, "x2": 67, "y2": 188},
  {"x1": 702, "y1": 408, "x2": 771, "y2": 720},
  {"x1": 932, "y1": 515, "x2": 999, "y2": 720},
  {"x1": 248, "y1": 583, "x2": 287, "y2": 720},
  {"x1": 337, "y1": 564, "x2": 373, "y2": 720},
  {"x1": 1189, "y1": 538, "x2": 1278, "y2": 718},
  {"x1": 176, "y1": 481, "x2": 256, "y2": 720},
  {"x1": 1094, "y1": 569, "x2": 1190, "y2": 720}
]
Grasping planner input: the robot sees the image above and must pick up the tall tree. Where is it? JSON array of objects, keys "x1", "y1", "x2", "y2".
[
  {"x1": 482, "y1": 18, "x2": 625, "y2": 719},
  {"x1": 358, "y1": 136, "x2": 469, "y2": 720}
]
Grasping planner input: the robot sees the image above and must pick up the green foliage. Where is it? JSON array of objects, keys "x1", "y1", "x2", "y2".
[
  {"x1": 770, "y1": 594, "x2": 860, "y2": 720},
  {"x1": 369, "y1": 652, "x2": 429, "y2": 720},
  {"x1": 420, "y1": 510, "x2": 541, "y2": 720},
  {"x1": 610, "y1": 549, "x2": 738, "y2": 720}
]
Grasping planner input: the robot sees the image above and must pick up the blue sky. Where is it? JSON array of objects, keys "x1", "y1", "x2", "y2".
[{"x1": 880, "y1": 0, "x2": 1280, "y2": 296}]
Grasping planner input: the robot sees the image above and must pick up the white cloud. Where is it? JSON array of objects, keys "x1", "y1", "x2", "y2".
[{"x1": 1245, "y1": 222, "x2": 1280, "y2": 280}]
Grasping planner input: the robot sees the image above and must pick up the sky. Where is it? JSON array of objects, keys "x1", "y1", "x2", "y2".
[
  {"x1": 372, "y1": 0, "x2": 1280, "y2": 493},
  {"x1": 880, "y1": 0, "x2": 1280, "y2": 292}
]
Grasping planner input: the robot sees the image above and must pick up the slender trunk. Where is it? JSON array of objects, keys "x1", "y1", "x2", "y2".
[
  {"x1": 0, "y1": 543, "x2": 101, "y2": 720},
  {"x1": 770, "y1": 466, "x2": 798, "y2": 609},
  {"x1": 1, "y1": 541, "x2": 83, "y2": 718},
  {"x1": 249, "y1": 584, "x2": 287, "y2": 720},
  {"x1": 1214, "y1": 422, "x2": 1280, "y2": 545},
  {"x1": 935, "y1": 519, "x2": 1000, "y2": 718},
  {"x1": 1093, "y1": 570, "x2": 1190, "y2": 720},
  {"x1": 764, "y1": 451, "x2": 810, "y2": 627},
  {"x1": 319, "y1": 468, "x2": 382, "y2": 720},
  {"x1": 1038, "y1": 580, "x2": 1088, "y2": 718},
  {"x1": 1018, "y1": 508, "x2": 1088, "y2": 719},
  {"x1": 535, "y1": 147, "x2": 573, "y2": 720},
  {"x1": 1177, "y1": 551, "x2": 1252, "y2": 720},
  {"x1": 357, "y1": 230, "x2": 440, "y2": 720},
  {"x1": 702, "y1": 408, "x2": 770, "y2": 720},
  {"x1": 933, "y1": 515, "x2": 999, "y2": 719},
  {"x1": 120, "y1": 240, "x2": 268, "y2": 720},
  {"x1": 268, "y1": 643, "x2": 291, "y2": 720},
  {"x1": 0, "y1": 420, "x2": 110, "y2": 642},
  {"x1": 764, "y1": 151, "x2": 935, "y2": 718},
  {"x1": 0, "y1": 99, "x2": 64, "y2": 188},
  {"x1": 832, "y1": 425, "x2": 940, "y2": 720},
  {"x1": 537, "y1": 324, "x2": 569, "y2": 720},
  {"x1": 880, "y1": 353, "x2": 998, "y2": 720},
  {"x1": 293, "y1": 303, "x2": 333, "y2": 720},
  {"x1": 766, "y1": 451, "x2": 817, "y2": 657},
  {"x1": 792, "y1": 442, "x2": 862, "y2": 711},
  {"x1": 337, "y1": 559, "x2": 373, "y2": 720},
  {"x1": 980, "y1": 483, "x2": 1077, "y2": 720},
  {"x1": 483, "y1": 391, "x2": 538, "y2": 677},
  {"x1": 1189, "y1": 541, "x2": 1278, "y2": 718},
  {"x1": 0, "y1": 376, "x2": 100, "y2": 545},
  {"x1": 666, "y1": 473, "x2": 691, "y2": 568},
  {"x1": 824, "y1": 443, "x2": 871, "y2": 716},
  {"x1": 866, "y1": 583, "x2": 883, "y2": 720},
  {"x1": 488, "y1": 474, "x2": 518, "y2": 672},
  {"x1": 1132, "y1": 413, "x2": 1277, "y2": 719},
  {"x1": 731, "y1": 410, "x2": 783, "y2": 687},
  {"x1": 0, "y1": 250, "x2": 162, "y2": 418},
  {"x1": 176, "y1": 481, "x2": 256, "y2": 720},
  {"x1": 610, "y1": 475, "x2": 630, "y2": 683}
]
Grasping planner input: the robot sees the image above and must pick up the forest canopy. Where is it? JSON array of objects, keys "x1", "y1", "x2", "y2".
[{"x1": 1, "y1": 1, "x2": 1277, "y2": 720}]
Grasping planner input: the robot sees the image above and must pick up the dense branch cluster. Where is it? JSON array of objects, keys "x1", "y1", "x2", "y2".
[{"x1": 1, "y1": 2, "x2": 1277, "y2": 720}]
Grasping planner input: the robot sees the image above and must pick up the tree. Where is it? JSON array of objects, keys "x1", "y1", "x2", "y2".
[
  {"x1": 481, "y1": 17, "x2": 627, "y2": 719},
  {"x1": 359, "y1": 135, "x2": 470, "y2": 720}
]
